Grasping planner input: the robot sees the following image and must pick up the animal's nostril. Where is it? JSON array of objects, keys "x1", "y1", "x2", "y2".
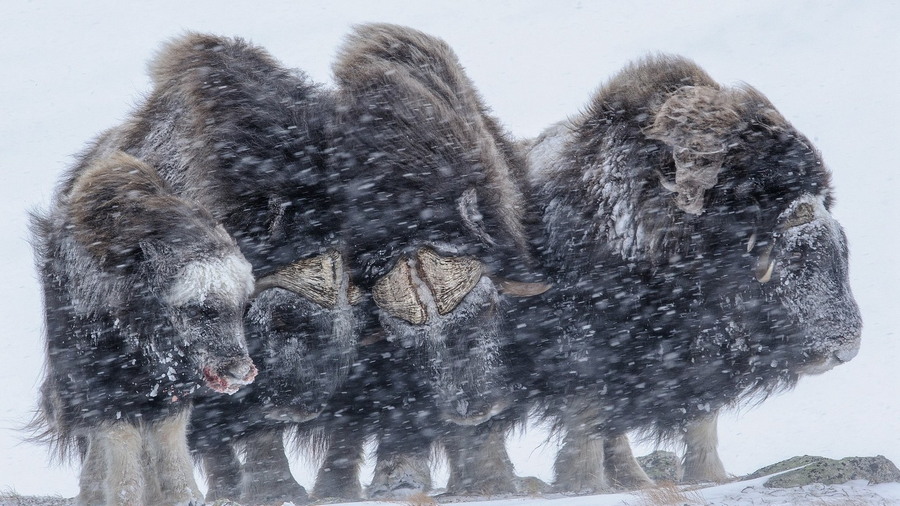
[
  {"x1": 231, "y1": 363, "x2": 250, "y2": 378},
  {"x1": 834, "y1": 346, "x2": 860, "y2": 363},
  {"x1": 226, "y1": 360, "x2": 257, "y2": 383}
]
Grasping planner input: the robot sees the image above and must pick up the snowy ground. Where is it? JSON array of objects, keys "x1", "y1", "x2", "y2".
[
  {"x1": 4, "y1": 477, "x2": 900, "y2": 506},
  {"x1": 1, "y1": 0, "x2": 898, "y2": 502}
]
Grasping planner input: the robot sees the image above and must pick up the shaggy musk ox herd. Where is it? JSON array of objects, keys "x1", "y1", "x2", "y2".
[{"x1": 30, "y1": 23, "x2": 862, "y2": 505}]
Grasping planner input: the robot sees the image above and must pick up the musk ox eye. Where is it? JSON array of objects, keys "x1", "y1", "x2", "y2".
[{"x1": 181, "y1": 304, "x2": 219, "y2": 322}]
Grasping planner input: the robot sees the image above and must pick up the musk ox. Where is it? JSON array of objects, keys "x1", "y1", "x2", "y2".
[
  {"x1": 30, "y1": 150, "x2": 257, "y2": 505},
  {"x1": 136, "y1": 34, "x2": 360, "y2": 505},
  {"x1": 306, "y1": 23, "x2": 546, "y2": 500},
  {"x1": 508, "y1": 53, "x2": 863, "y2": 492},
  {"x1": 32, "y1": 32, "x2": 360, "y2": 504}
]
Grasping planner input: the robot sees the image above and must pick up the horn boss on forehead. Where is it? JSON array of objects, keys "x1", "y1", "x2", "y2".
[
  {"x1": 254, "y1": 249, "x2": 362, "y2": 308},
  {"x1": 373, "y1": 248, "x2": 484, "y2": 324},
  {"x1": 372, "y1": 247, "x2": 549, "y2": 324},
  {"x1": 646, "y1": 86, "x2": 744, "y2": 215}
]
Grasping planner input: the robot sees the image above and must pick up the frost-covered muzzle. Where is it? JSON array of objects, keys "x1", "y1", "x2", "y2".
[
  {"x1": 765, "y1": 195, "x2": 862, "y2": 375},
  {"x1": 167, "y1": 252, "x2": 258, "y2": 395},
  {"x1": 201, "y1": 354, "x2": 258, "y2": 395}
]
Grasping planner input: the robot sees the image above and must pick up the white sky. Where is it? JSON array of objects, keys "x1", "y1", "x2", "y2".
[{"x1": 1, "y1": 0, "x2": 897, "y2": 497}]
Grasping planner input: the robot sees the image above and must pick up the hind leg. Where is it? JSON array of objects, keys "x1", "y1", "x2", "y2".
[
  {"x1": 603, "y1": 433, "x2": 654, "y2": 490},
  {"x1": 681, "y1": 412, "x2": 729, "y2": 483},
  {"x1": 240, "y1": 428, "x2": 309, "y2": 504}
]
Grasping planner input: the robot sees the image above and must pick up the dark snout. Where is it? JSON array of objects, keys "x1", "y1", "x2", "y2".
[{"x1": 245, "y1": 287, "x2": 360, "y2": 418}]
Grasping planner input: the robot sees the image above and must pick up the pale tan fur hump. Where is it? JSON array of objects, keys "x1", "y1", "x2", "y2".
[
  {"x1": 68, "y1": 151, "x2": 220, "y2": 270},
  {"x1": 148, "y1": 32, "x2": 277, "y2": 88},
  {"x1": 334, "y1": 23, "x2": 465, "y2": 104},
  {"x1": 587, "y1": 53, "x2": 718, "y2": 116},
  {"x1": 334, "y1": 23, "x2": 529, "y2": 257}
]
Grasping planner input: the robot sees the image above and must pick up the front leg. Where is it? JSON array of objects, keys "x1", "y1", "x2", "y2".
[
  {"x1": 367, "y1": 435, "x2": 432, "y2": 499},
  {"x1": 144, "y1": 410, "x2": 204, "y2": 506},
  {"x1": 311, "y1": 420, "x2": 365, "y2": 500},
  {"x1": 86, "y1": 422, "x2": 145, "y2": 506},
  {"x1": 198, "y1": 440, "x2": 242, "y2": 502},
  {"x1": 602, "y1": 433, "x2": 654, "y2": 490},
  {"x1": 681, "y1": 411, "x2": 729, "y2": 483},
  {"x1": 444, "y1": 420, "x2": 518, "y2": 495},
  {"x1": 553, "y1": 426, "x2": 608, "y2": 494},
  {"x1": 240, "y1": 428, "x2": 309, "y2": 504},
  {"x1": 76, "y1": 434, "x2": 106, "y2": 506}
]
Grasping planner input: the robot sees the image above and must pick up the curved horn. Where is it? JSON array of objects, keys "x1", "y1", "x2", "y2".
[
  {"x1": 491, "y1": 277, "x2": 551, "y2": 297},
  {"x1": 417, "y1": 248, "x2": 484, "y2": 316},
  {"x1": 372, "y1": 259, "x2": 426, "y2": 325},
  {"x1": 755, "y1": 245, "x2": 775, "y2": 284},
  {"x1": 646, "y1": 86, "x2": 741, "y2": 215},
  {"x1": 253, "y1": 250, "x2": 360, "y2": 308}
]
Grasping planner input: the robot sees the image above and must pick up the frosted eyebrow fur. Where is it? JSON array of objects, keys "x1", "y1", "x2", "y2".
[{"x1": 166, "y1": 253, "x2": 254, "y2": 307}]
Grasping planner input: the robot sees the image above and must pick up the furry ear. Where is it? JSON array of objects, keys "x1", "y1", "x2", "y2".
[{"x1": 646, "y1": 86, "x2": 744, "y2": 214}]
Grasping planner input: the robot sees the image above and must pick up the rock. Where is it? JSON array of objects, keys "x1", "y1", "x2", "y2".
[
  {"x1": 637, "y1": 450, "x2": 683, "y2": 483},
  {"x1": 745, "y1": 455, "x2": 824, "y2": 480},
  {"x1": 747, "y1": 455, "x2": 900, "y2": 488},
  {"x1": 516, "y1": 476, "x2": 552, "y2": 495}
]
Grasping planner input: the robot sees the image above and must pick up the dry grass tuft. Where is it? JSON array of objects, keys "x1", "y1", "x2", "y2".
[
  {"x1": 403, "y1": 492, "x2": 438, "y2": 506},
  {"x1": 635, "y1": 481, "x2": 707, "y2": 505}
]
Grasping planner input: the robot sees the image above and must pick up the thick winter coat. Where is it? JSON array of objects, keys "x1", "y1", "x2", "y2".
[
  {"x1": 307, "y1": 23, "x2": 546, "y2": 499},
  {"x1": 517, "y1": 54, "x2": 863, "y2": 491},
  {"x1": 31, "y1": 150, "x2": 257, "y2": 505},
  {"x1": 32, "y1": 32, "x2": 362, "y2": 504}
]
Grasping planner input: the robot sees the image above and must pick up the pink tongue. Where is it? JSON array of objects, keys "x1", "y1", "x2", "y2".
[
  {"x1": 202, "y1": 366, "x2": 233, "y2": 394},
  {"x1": 202, "y1": 365, "x2": 253, "y2": 395}
]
